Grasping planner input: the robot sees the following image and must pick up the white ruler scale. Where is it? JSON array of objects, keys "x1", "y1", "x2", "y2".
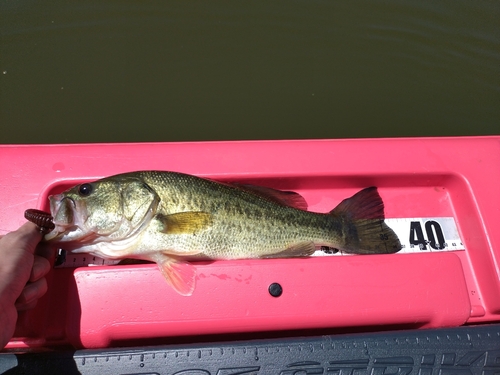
[
  {"x1": 384, "y1": 217, "x2": 465, "y2": 252},
  {"x1": 314, "y1": 217, "x2": 465, "y2": 256},
  {"x1": 54, "y1": 251, "x2": 121, "y2": 268},
  {"x1": 53, "y1": 217, "x2": 464, "y2": 268}
]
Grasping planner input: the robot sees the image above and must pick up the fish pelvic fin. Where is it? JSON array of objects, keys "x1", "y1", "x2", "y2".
[
  {"x1": 156, "y1": 211, "x2": 213, "y2": 234},
  {"x1": 330, "y1": 187, "x2": 402, "y2": 254},
  {"x1": 151, "y1": 253, "x2": 196, "y2": 296}
]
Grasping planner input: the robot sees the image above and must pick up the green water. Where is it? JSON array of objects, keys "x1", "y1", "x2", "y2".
[{"x1": 1, "y1": 1, "x2": 499, "y2": 144}]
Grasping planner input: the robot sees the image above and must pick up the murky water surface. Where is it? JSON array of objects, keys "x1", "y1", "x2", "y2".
[{"x1": 1, "y1": 1, "x2": 499, "y2": 143}]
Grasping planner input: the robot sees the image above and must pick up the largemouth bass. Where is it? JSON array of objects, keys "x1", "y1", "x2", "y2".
[{"x1": 45, "y1": 171, "x2": 401, "y2": 295}]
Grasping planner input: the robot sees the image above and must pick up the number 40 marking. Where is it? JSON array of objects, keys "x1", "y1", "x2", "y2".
[{"x1": 409, "y1": 220, "x2": 446, "y2": 250}]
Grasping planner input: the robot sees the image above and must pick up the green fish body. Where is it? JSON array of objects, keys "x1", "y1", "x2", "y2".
[{"x1": 46, "y1": 171, "x2": 401, "y2": 295}]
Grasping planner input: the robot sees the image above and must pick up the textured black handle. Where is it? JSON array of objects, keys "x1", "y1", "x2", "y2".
[{"x1": 1, "y1": 324, "x2": 499, "y2": 374}]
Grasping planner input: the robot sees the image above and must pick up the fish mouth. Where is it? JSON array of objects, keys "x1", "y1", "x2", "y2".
[{"x1": 44, "y1": 195, "x2": 82, "y2": 241}]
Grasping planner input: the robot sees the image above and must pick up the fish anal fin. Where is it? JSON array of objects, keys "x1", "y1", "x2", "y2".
[
  {"x1": 232, "y1": 183, "x2": 308, "y2": 210},
  {"x1": 261, "y1": 241, "x2": 316, "y2": 259},
  {"x1": 157, "y1": 211, "x2": 213, "y2": 234},
  {"x1": 152, "y1": 253, "x2": 196, "y2": 296},
  {"x1": 331, "y1": 186, "x2": 384, "y2": 220}
]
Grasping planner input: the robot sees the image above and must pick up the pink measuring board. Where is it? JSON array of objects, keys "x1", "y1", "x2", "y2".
[{"x1": 2, "y1": 137, "x2": 499, "y2": 349}]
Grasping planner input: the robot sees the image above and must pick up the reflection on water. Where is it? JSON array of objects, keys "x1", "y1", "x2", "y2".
[{"x1": 1, "y1": 1, "x2": 499, "y2": 144}]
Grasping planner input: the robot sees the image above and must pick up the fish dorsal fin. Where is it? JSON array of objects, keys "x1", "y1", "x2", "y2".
[
  {"x1": 261, "y1": 241, "x2": 316, "y2": 259},
  {"x1": 150, "y1": 253, "x2": 196, "y2": 296},
  {"x1": 156, "y1": 211, "x2": 213, "y2": 234},
  {"x1": 231, "y1": 183, "x2": 308, "y2": 210},
  {"x1": 330, "y1": 186, "x2": 384, "y2": 220}
]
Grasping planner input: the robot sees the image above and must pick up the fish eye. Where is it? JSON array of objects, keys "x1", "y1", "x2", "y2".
[{"x1": 78, "y1": 183, "x2": 94, "y2": 197}]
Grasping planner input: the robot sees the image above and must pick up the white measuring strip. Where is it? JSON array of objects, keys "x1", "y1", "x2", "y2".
[
  {"x1": 386, "y1": 217, "x2": 464, "y2": 252},
  {"x1": 54, "y1": 251, "x2": 121, "y2": 268},
  {"x1": 313, "y1": 217, "x2": 464, "y2": 256},
  {"x1": 53, "y1": 217, "x2": 464, "y2": 267}
]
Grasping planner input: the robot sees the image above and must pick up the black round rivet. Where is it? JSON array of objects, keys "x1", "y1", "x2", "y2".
[{"x1": 268, "y1": 283, "x2": 283, "y2": 297}]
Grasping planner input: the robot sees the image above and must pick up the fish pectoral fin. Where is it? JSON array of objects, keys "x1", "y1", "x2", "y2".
[
  {"x1": 156, "y1": 211, "x2": 213, "y2": 234},
  {"x1": 261, "y1": 241, "x2": 316, "y2": 259},
  {"x1": 151, "y1": 253, "x2": 196, "y2": 296}
]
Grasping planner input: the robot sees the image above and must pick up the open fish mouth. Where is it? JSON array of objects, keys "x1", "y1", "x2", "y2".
[
  {"x1": 50, "y1": 195, "x2": 76, "y2": 224},
  {"x1": 45, "y1": 195, "x2": 82, "y2": 241}
]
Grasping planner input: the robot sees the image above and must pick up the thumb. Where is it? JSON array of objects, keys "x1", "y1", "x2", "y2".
[{"x1": 0, "y1": 222, "x2": 43, "y2": 258}]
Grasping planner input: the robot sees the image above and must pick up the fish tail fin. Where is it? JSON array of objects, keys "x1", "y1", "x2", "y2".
[{"x1": 330, "y1": 187, "x2": 401, "y2": 254}]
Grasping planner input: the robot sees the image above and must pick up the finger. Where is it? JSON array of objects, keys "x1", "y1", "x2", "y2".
[
  {"x1": 35, "y1": 241, "x2": 57, "y2": 265},
  {"x1": 13, "y1": 221, "x2": 43, "y2": 245},
  {"x1": 14, "y1": 278, "x2": 48, "y2": 308},
  {"x1": 30, "y1": 256, "x2": 51, "y2": 282},
  {"x1": 15, "y1": 299, "x2": 38, "y2": 312},
  {"x1": 0, "y1": 222, "x2": 43, "y2": 258}
]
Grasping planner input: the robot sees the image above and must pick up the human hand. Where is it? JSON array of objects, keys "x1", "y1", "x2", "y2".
[{"x1": 0, "y1": 222, "x2": 53, "y2": 350}]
